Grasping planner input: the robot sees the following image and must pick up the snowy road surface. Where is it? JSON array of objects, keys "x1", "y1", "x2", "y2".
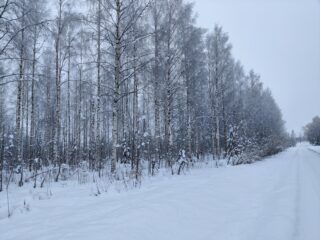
[{"x1": 0, "y1": 143, "x2": 320, "y2": 240}]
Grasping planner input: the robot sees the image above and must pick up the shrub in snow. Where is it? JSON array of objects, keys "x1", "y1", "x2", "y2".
[{"x1": 60, "y1": 164, "x2": 70, "y2": 181}]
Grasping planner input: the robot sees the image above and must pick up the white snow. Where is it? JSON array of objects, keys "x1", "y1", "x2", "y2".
[
  {"x1": 0, "y1": 143, "x2": 319, "y2": 240},
  {"x1": 308, "y1": 145, "x2": 320, "y2": 155}
]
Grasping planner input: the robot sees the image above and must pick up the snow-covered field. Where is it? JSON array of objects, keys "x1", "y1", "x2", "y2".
[{"x1": 0, "y1": 143, "x2": 319, "y2": 240}]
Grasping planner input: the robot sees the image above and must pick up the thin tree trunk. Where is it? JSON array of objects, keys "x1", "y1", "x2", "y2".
[
  {"x1": 96, "y1": 0, "x2": 102, "y2": 177},
  {"x1": 222, "y1": 84, "x2": 228, "y2": 157},
  {"x1": 132, "y1": 40, "x2": 139, "y2": 180},
  {"x1": 111, "y1": 0, "x2": 121, "y2": 174},
  {"x1": 54, "y1": 0, "x2": 62, "y2": 182},
  {"x1": 29, "y1": 26, "x2": 37, "y2": 171},
  {"x1": 66, "y1": 33, "x2": 71, "y2": 166},
  {"x1": 16, "y1": 22, "x2": 25, "y2": 187},
  {"x1": 153, "y1": 7, "x2": 161, "y2": 169},
  {"x1": 165, "y1": 18, "x2": 173, "y2": 170},
  {"x1": 0, "y1": 127, "x2": 4, "y2": 192},
  {"x1": 214, "y1": 74, "x2": 221, "y2": 159}
]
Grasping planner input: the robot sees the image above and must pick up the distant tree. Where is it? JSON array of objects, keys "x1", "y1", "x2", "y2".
[
  {"x1": 289, "y1": 130, "x2": 297, "y2": 147},
  {"x1": 305, "y1": 117, "x2": 320, "y2": 145}
]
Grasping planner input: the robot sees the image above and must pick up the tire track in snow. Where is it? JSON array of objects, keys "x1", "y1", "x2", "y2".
[
  {"x1": 297, "y1": 147, "x2": 320, "y2": 240},
  {"x1": 249, "y1": 147, "x2": 301, "y2": 240}
]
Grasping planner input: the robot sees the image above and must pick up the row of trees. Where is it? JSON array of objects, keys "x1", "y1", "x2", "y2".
[
  {"x1": 0, "y1": 0, "x2": 289, "y2": 190},
  {"x1": 304, "y1": 117, "x2": 320, "y2": 145}
]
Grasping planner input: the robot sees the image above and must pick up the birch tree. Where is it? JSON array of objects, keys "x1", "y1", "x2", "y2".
[
  {"x1": 28, "y1": 0, "x2": 46, "y2": 171},
  {"x1": 12, "y1": 0, "x2": 26, "y2": 186},
  {"x1": 0, "y1": 0, "x2": 289, "y2": 184},
  {"x1": 52, "y1": 0, "x2": 75, "y2": 181},
  {"x1": 103, "y1": 0, "x2": 149, "y2": 174},
  {"x1": 206, "y1": 25, "x2": 232, "y2": 160}
]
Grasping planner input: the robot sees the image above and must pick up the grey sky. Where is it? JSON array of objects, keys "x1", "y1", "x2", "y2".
[{"x1": 190, "y1": 0, "x2": 320, "y2": 134}]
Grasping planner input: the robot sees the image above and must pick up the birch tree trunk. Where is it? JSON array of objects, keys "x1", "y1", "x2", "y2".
[
  {"x1": 66, "y1": 30, "x2": 72, "y2": 166},
  {"x1": 164, "y1": 13, "x2": 173, "y2": 170},
  {"x1": 29, "y1": 24, "x2": 38, "y2": 171},
  {"x1": 132, "y1": 40, "x2": 139, "y2": 180},
  {"x1": 214, "y1": 74, "x2": 221, "y2": 159},
  {"x1": 221, "y1": 83, "x2": 228, "y2": 157},
  {"x1": 16, "y1": 15, "x2": 25, "y2": 187},
  {"x1": 152, "y1": 3, "x2": 161, "y2": 171},
  {"x1": 54, "y1": 0, "x2": 63, "y2": 182},
  {"x1": 96, "y1": 0, "x2": 102, "y2": 176},
  {"x1": 111, "y1": 0, "x2": 121, "y2": 174},
  {"x1": 0, "y1": 126, "x2": 4, "y2": 192}
]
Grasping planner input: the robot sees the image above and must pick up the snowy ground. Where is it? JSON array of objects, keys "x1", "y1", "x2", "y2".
[
  {"x1": 0, "y1": 143, "x2": 320, "y2": 240},
  {"x1": 308, "y1": 144, "x2": 320, "y2": 155}
]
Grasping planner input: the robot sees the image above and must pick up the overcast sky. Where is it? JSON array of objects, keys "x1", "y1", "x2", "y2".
[{"x1": 190, "y1": 0, "x2": 320, "y2": 134}]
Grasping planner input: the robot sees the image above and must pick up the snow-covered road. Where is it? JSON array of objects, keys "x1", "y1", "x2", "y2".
[{"x1": 0, "y1": 143, "x2": 320, "y2": 240}]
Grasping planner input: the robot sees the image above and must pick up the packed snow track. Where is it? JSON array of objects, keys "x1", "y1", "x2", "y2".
[{"x1": 0, "y1": 143, "x2": 320, "y2": 240}]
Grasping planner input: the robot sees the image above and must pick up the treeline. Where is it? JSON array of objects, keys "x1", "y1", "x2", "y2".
[
  {"x1": 0, "y1": 0, "x2": 289, "y2": 189},
  {"x1": 305, "y1": 117, "x2": 320, "y2": 145}
]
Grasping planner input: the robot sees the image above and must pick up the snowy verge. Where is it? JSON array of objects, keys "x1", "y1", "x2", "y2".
[{"x1": 0, "y1": 143, "x2": 319, "y2": 240}]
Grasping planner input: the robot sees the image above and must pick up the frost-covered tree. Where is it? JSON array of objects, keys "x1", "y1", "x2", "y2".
[
  {"x1": 0, "y1": 0, "x2": 290, "y2": 186},
  {"x1": 206, "y1": 25, "x2": 232, "y2": 160},
  {"x1": 305, "y1": 117, "x2": 320, "y2": 145}
]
